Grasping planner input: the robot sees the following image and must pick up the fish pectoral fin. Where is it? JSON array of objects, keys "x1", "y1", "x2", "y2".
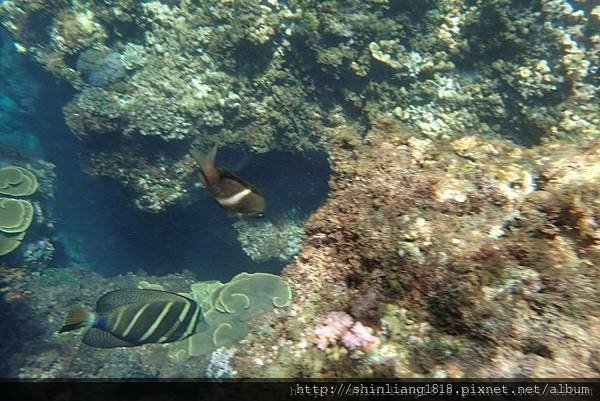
[{"x1": 82, "y1": 328, "x2": 137, "y2": 348}]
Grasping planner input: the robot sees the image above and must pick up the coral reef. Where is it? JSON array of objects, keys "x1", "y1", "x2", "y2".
[
  {"x1": 0, "y1": 231, "x2": 26, "y2": 257},
  {"x1": 233, "y1": 210, "x2": 305, "y2": 262},
  {"x1": 21, "y1": 238, "x2": 55, "y2": 270},
  {"x1": 205, "y1": 347, "x2": 238, "y2": 379},
  {"x1": 0, "y1": 160, "x2": 57, "y2": 264},
  {"x1": 0, "y1": 198, "x2": 34, "y2": 233},
  {"x1": 232, "y1": 120, "x2": 599, "y2": 378},
  {"x1": 0, "y1": 266, "x2": 291, "y2": 378},
  {"x1": 0, "y1": 166, "x2": 38, "y2": 256},
  {"x1": 76, "y1": 49, "x2": 127, "y2": 87},
  {"x1": 314, "y1": 311, "x2": 379, "y2": 351},
  {"x1": 0, "y1": 0, "x2": 597, "y2": 380},
  {"x1": 166, "y1": 272, "x2": 292, "y2": 358},
  {"x1": 1, "y1": 1, "x2": 596, "y2": 212},
  {"x1": 0, "y1": 165, "x2": 39, "y2": 196}
]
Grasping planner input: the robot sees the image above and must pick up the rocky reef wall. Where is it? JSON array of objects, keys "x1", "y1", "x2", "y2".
[
  {"x1": 0, "y1": 0, "x2": 598, "y2": 379},
  {"x1": 233, "y1": 120, "x2": 599, "y2": 377},
  {"x1": 1, "y1": 0, "x2": 597, "y2": 212}
]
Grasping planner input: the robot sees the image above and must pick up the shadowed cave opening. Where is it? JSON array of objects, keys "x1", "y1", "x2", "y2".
[
  {"x1": 28, "y1": 62, "x2": 330, "y2": 282},
  {"x1": 55, "y1": 149, "x2": 330, "y2": 281}
]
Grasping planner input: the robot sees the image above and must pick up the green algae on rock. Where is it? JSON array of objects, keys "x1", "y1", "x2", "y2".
[{"x1": 0, "y1": 166, "x2": 39, "y2": 196}]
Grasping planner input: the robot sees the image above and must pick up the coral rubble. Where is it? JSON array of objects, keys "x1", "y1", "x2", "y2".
[{"x1": 233, "y1": 121, "x2": 599, "y2": 378}]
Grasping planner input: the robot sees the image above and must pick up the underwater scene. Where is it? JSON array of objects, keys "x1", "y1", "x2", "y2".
[{"x1": 0, "y1": 0, "x2": 598, "y2": 379}]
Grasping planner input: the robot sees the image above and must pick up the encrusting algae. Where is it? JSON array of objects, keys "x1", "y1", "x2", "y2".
[
  {"x1": 1, "y1": 0, "x2": 596, "y2": 212},
  {"x1": 0, "y1": 0, "x2": 597, "y2": 381},
  {"x1": 233, "y1": 120, "x2": 599, "y2": 378}
]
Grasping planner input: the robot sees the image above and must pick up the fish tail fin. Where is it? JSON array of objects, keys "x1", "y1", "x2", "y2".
[
  {"x1": 58, "y1": 307, "x2": 96, "y2": 333},
  {"x1": 190, "y1": 144, "x2": 219, "y2": 184}
]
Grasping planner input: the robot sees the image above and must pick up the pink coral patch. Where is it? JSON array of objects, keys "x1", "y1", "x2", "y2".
[{"x1": 313, "y1": 311, "x2": 379, "y2": 351}]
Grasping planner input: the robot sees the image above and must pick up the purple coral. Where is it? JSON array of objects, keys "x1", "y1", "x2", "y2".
[
  {"x1": 341, "y1": 321, "x2": 379, "y2": 351},
  {"x1": 313, "y1": 311, "x2": 378, "y2": 351}
]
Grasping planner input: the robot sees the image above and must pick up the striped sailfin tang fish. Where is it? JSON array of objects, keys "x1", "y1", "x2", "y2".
[{"x1": 58, "y1": 289, "x2": 205, "y2": 348}]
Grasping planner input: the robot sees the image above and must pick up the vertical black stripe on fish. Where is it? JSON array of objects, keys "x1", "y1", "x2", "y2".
[
  {"x1": 164, "y1": 300, "x2": 197, "y2": 342},
  {"x1": 108, "y1": 307, "x2": 126, "y2": 333},
  {"x1": 137, "y1": 301, "x2": 175, "y2": 342},
  {"x1": 145, "y1": 301, "x2": 186, "y2": 343},
  {"x1": 122, "y1": 301, "x2": 170, "y2": 342},
  {"x1": 181, "y1": 304, "x2": 202, "y2": 339},
  {"x1": 109, "y1": 305, "x2": 143, "y2": 336},
  {"x1": 160, "y1": 299, "x2": 193, "y2": 343},
  {"x1": 120, "y1": 303, "x2": 152, "y2": 339}
]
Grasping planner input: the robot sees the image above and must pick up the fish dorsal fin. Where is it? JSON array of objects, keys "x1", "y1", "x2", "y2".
[
  {"x1": 190, "y1": 145, "x2": 219, "y2": 185},
  {"x1": 217, "y1": 168, "x2": 263, "y2": 196},
  {"x1": 190, "y1": 144, "x2": 217, "y2": 167},
  {"x1": 83, "y1": 328, "x2": 137, "y2": 348},
  {"x1": 96, "y1": 289, "x2": 189, "y2": 314}
]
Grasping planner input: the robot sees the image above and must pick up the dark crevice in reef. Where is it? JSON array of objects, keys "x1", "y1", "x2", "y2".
[
  {"x1": 25, "y1": 61, "x2": 332, "y2": 280},
  {"x1": 2, "y1": 28, "x2": 332, "y2": 281},
  {"x1": 64, "y1": 149, "x2": 330, "y2": 281}
]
